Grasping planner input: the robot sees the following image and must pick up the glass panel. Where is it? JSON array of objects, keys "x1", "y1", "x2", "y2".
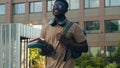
[
  {"x1": 18, "y1": 4, "x2": 25, "y2": 14},
  {"x1": 105, "y1": 20, "x2": 120, "y2": 32},
  {"x1": 30, "y1": 2, "x2": 42, "y2": 13},
  {"x1": 30, "y1": 3, "x2": 34, "y2": 13},
  {"x1": 14, "y1": 3, "x2": 25, "y2": 14},
  {"x1": 111, "y1": 0, "x2": 120, "y2": 6},
  {"x1": 71, "y1": 0, "x2": 79, "y2": 9},
  {"x1": 90, "y1": 0, "x2": 99, "y2": 8},
  {"x1": 0, "y1": 4, "x2": 5, "y2": 15},
  {"x1": 105, "y1": 0, "x2": 110, "y2": 6},
  {"x1": 85, "y1": 0, "x2": 89, "y2": 8},
  {"x1": 47, "y1": 1, "x2": 54, "y2": 11},
  {"x1": 84, "y1": 21, "x2": 100, "y2": 33},
  {"x1": 89, "y1": 47, "x2": 100, "y2": 57},
  {"x1": 35, "y1": 2, "x2": 42, "y2": 12},
  {"x1": 106, "y1": 46, "x2": 116, "y2": 57}
]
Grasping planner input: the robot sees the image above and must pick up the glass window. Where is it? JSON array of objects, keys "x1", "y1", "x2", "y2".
[
  {"x1": 89, "y1": 47, "x2": 100, "y2": 57},
  {"x1": 30, "y1": 2, "x2": 42, "y2": 13},
  {"x1": 70, "y1": 0, "x2": 79, "y2": 9},
  {"x1": 13, "y1": 3, "x2": 25, "y2": 14},
  {"x1": 106, "y1": 46, "x2": 116, "y2": 57},
  {"x1": 84, "y1": 21, "x2": 100, "y2": 33},
  {"x1": 105, "y1": 20, "x2": 120, "y2": 33},
  {"x1": 0, "y1": 4, "x2": 5, "y2": 15},
  {"x1": 67, "y1": 0, "x2": 80, "y2": 9},
  {"x1": 105, "y1": 0, "x2": 120, "y2": 7},
  {"x1": 85, "y1": 0, "x2": 100, "y2": 8},
  {"x1": 47, "y1": 0, "x2": 54, "y2": 11}
]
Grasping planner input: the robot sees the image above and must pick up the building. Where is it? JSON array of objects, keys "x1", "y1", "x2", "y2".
[{"x1": 0, "y1": 0, "x2": 120, "y2": 56}]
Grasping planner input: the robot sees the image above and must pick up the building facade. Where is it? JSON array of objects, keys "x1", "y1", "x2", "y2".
[{"x1": 0, "y1": 0, "x2": 120, "y2": 56}]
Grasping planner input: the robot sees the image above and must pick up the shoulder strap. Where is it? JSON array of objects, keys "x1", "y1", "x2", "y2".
[
  {"x1": 63, "y1": 22, "x2": 74, "y2": 61},
  {"x1": 63, "y1": 22, "x2": 74, "y2": 36}
]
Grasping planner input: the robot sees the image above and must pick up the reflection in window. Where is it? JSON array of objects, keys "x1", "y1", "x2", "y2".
[
  {"x1": 47, "y1": 0, "x2": 54, "y2": 11},
  {"x1": 105, "y1": 0, "x2": 120, "y2": 7},
  {"x1": 13, "y1": 3, "x2": 25, "y2": 14},
  {"x1": 105, "y1": 20, "x2": 120, "y2": 33},
  {"x1": 84, "y1": 21, "x2": 100, "y2": 33},
  {"x1": 0, "y1": 4, "x2": 5, "y2": 15},
  {"x1": 30, "y1": 2, "x2": 42, "y2": 13},
  {"x1": 85, "y1": 0, "x2": 100, "y2": 8}
]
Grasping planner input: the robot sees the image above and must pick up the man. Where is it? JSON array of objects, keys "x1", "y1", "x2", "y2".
[{"x1": 40, "y1": 0, "x2": 88, "y2": 68}]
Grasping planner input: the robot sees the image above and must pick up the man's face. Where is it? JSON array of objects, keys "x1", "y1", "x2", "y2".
[{"x1": 52, "y1": 1, "x2": 67, "y2": 17}]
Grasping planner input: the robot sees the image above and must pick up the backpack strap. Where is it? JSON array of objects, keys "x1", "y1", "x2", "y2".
[
  {"x1": 63, "y1": 22, "x2": 74, "y2": 61},
  {"x1": 63, "y1": 22, "x2": 74, "y2": 35}
]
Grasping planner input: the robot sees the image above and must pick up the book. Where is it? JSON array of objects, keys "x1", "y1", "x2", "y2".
[{"x1": 27, "y1": 38, "x2": 46, "y2": 48}]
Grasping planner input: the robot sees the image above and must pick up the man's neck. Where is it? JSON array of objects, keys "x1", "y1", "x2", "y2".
[{"x1": 55, "y1": 15, "x2": 66, "y2": 22}]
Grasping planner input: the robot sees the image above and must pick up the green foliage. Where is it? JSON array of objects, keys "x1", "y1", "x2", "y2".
[
  {"x1": 105, "y1": 62, "x2": 117, "y2": 68},
  {"x1": 29, "y1": 48, "x2": 39, "y2": 61},
  {"x1": 74, "y1": 53, "x2": 108, "y2": 68},
  {"x1": 29, "y1": 48, "x2": 40, "y2": 67},
  {"x1": 74, "y1": 41, "x2": 120, "y2": 68}
]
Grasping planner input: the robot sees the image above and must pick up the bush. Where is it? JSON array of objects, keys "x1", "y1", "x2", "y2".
[{"x1": 105, "y1": 62, "x2": 117, "y2": 68}]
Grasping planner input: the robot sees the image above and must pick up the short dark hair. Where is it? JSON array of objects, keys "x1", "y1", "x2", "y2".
[{"x1": 55, "y1": 0, "x2": 69, "y2": 9}]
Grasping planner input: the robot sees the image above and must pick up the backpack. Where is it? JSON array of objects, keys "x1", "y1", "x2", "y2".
[{"x1": 63, "y1": 22, "x2": 88, "y2": 60}]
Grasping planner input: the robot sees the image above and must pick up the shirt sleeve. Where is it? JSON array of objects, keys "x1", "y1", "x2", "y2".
[{"x1": 73, "y1": 24, "x2": 86, "y2": 43}]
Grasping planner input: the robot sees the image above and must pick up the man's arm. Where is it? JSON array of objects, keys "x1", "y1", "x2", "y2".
[{"x1": 59, "y1": 35, "x2": 88, "y2": 52}]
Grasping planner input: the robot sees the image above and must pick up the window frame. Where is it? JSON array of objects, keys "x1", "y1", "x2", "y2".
[
  {"x1": 84, "y1": 21, "x2": 100, "y2": 34},
  {"x1": 105, "y1": 0, "x2": 120, "y2": 7},
  {"x1": 84, "y1": 0, "x2": 100, "y2": 9},
  {"x1": 29, "y1": 1, "x2": 42, "y2": 13},
  {"x1": 105, "y1": 20, "x2": 120, "y2": 33},
  {"x1": 0, "y1": 4, "x2": 6, "y2": 15},
  {"x1": 13, "y1": 3, "x2": 25, "y2": 14}
]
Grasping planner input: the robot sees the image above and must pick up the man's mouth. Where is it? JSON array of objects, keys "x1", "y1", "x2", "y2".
[{"x1": 54, "y1": 10, "x2": 59, "y2": 13}]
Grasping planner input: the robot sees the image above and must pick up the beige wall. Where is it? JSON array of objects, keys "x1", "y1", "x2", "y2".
[
  {"x1": 29, "y1": 13, "x2": 42, "y2": 21},
  {"x1": 0, "y1": 16, "x2": 5, "y2": 23},
  {"x1": 105, "y1": 33, "x2": 120, "y2": 41},
  {"x1": 13, "y1": 15, "x2": 25, "y2": 23},
  {"x1": 84, "y1": 9, "x2": 100, "y2": 17},
  {"x1": 66, "y1": 10, "x2": 80, "y2": 18},
  {"x1": 105, "y1": 7, "x2": 120, "y2": 16},
  {"x1": 87, "y1": 34, "x2": 100, "y2": 42}
]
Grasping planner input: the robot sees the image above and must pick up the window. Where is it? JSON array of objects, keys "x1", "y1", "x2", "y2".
[
  {"x1": 13, "y1": 3, "x2": 25, "y2": 14},
  {"x1": 105, "y1": 0, "x2": 120, "y2": 7},
  {"x1": 105, "y1": 20, "x2": 120, "y2": 33},
  {"x1": 84, "y1": 21, "x2": 100, "y2": 33},
  {"x1": 85, "y1": 0, "x2": 100, "y2": 8},
  {"x1": 47, "y1": 0, "x2": 54, "y2": 11},
  {"x1": 0, "y1": 4, "x2": 5, "y2": 15},
  {"x1": 30, "y1": 2, "x2": 42, "y2": 13},
  {"x1": 67, "y1": 0, "x2": 80, "y2": 9},
  {"x1": 106, "y1": 46, "x2": 116, "y2": 57}
]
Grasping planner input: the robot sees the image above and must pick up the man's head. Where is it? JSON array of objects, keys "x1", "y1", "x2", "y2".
[{"x1": 52, "y1": 0, "x2": 69, "y2": 18}]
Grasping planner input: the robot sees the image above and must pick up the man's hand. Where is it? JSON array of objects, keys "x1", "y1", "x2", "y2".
[
  {"x1": 40, "y1": 41, "x2": 55, "y2": 56},
  {"x1": 59, "y1": 34, "x2": 73, "y2": 47}
]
